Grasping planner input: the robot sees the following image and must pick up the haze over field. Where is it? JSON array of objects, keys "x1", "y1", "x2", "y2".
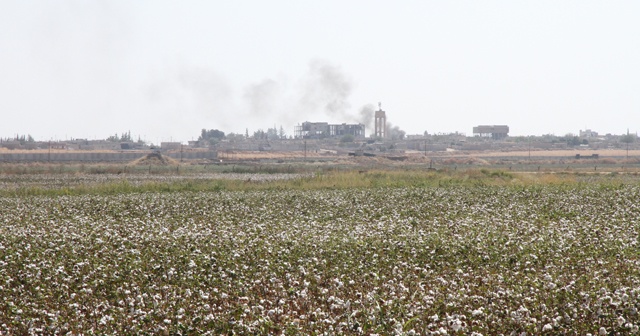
[{"x1": 1, "y1": 1, "x2": 639, "y2": 143}]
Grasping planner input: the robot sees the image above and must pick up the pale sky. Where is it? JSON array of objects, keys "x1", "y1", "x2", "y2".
[{"x1": 1, "y1": 1, "x2": 639, "y2": 143}]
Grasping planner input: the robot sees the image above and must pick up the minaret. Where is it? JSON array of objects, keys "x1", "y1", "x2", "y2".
[{"x1": 374, "y1": 102, "x2": 387, "y2": 139}]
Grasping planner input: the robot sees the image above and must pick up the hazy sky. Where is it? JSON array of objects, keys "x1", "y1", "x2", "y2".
[{"x1": 1, "y1": 1, "x2": 639, "y2": 143}]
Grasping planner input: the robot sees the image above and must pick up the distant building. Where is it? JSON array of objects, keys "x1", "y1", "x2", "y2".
[
  {"x1": 329, "y1": 123, "x2": 365, "y2": 138},
  {"x1": 473, "y1": 125, "x2": 509, "y2": 140},
  {"x1": 294, "y1": 121, "x2": 365, "y2": 139},
  {"x1": 161, "y1": 142, "x2": 182, "y2": 151},
  {"x1": 75, "y1": 140, "x2": 121, "y2": 151},
  {"x1": 579, "y1": 129, "x2": 598, "y2": 138},
  {"x1": 294, "y1": 122, "x2": 329, "y2": 138}
]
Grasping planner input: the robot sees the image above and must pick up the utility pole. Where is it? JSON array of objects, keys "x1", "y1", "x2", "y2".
[
  {"x1": 424, "y1": 138, "x2": 427, "y2": 156},
  {"x1": 626, "y1": 129, "x2": 630, "y2": 161},
  {"x1": 304, "y1": 140, "x2": 307, "y2": 161}
]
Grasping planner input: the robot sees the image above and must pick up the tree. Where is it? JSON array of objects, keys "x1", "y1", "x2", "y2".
[
  {"x1": 106, "y1": 131, "x2": 133, "y2": 142},
  {"x1": 106, "y1": 134, "x2": 119, "y2": 142},
  {"x1": 121, "y1": 131, "x2": 132, "y2": 142},
  {"x1": 266, "y1": 127, "x2": 278, "y2": 140},
  {"x1": 564, "y1": 135, "x2": 581, "y2": 147},
  {"x1": 226, "y1": 133, "x2": 245, "y2": 142},
  {"x1": 340, "y1": 134, "x2": 354, "y2": 143},
  {"x1": 253, "y1": 129, "x2": 266, "y2": 139},
  {"x1": 620, "y1": 133, "x2": 636, "y2": 145},
  {"x1": 621, "y1": 131, "x2": 636, "y2": 160},
  {"x1": 199, "y1": 129, "x2": 225, "y2": 141}
]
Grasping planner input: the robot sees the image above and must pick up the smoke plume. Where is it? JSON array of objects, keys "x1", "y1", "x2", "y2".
[
  {"x1": 243, "y1": 60, "x2": 356, "y2": 127},
  {"x1": 243, "y1": 78, "x2": 281, "y2": 118},
  {"x1": 298, "y1": 60, "x2": 352, "y2": 117},
  {"x1": 358, "y1": 104, "x2": 375, "y2": 129}
]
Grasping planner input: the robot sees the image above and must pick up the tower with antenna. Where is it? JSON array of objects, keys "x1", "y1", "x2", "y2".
[{"x1": 374, "y1": 102, "x2": 387, "y2": 139}]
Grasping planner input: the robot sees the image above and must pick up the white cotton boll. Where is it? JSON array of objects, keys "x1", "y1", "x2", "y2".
[
  {"x1": 618, "y1": 316, "x2": 626, "y2": 326},
  {"x1": 542, "y1": 323, "x2": 553, "y2": 332},
  {"x1": 599, "y1": 327, "x2": 607, "y2": 335},
  {"x1": 450, "y1": 319, "x2": 463, "y2": 332},
  {"x1": 472, "y1": 308, "x2": 483, "y2": 316}
]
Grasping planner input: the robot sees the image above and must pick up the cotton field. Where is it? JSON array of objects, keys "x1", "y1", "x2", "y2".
[{"x1": 1, "y1": 180, "x2": 640, "y2": 334}]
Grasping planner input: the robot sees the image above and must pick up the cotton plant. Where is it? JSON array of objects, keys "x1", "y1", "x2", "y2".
[{"x1": 1, "y1": 179, "x2": 640, "y2": 334}]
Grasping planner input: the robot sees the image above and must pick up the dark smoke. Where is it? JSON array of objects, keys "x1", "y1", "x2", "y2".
[
  {"x1": 358, "y1": 104, "x2": 375, "y2": 130},
  {"x1": 389, "y1": 125, "x2": 406, "y2": 140},
  {"x1": 170, "y1": 59, "x2": 406, "y2": 138},
  {"x1": 243, "y1": 79, "x2": 281, "y2": 117},
  {"x1": 298, "y1": 60, "x2": 352, "y2": 117},
  {"x1": 243, "y1": 60, "x2": 355, "y2": 126}
]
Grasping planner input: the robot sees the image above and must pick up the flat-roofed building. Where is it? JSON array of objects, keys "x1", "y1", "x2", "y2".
[{"x1": 472, "y1": 125, "x2": 509, "y2": 140}]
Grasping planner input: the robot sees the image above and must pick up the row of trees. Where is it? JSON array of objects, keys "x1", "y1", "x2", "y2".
[
  {"x1": 198, "y1": 126, "x2": 289, "y2": 144},
  {"x1": 106, "y1": 131, "x2": 144, "y2": 144},
  {"x1": 0, "y1": 134, "x2": 35, "y2": 144}
]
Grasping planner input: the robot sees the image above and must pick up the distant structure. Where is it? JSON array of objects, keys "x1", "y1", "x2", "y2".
[
  {"x1": 294, "y1": 121, "x2": 365, "y2": 139},
  {"x1": 161, "y1": 142, "x2": 182, "y2": 151},
  {"x1": 579, "y1": 129, "x2": 598, "y2": 138},
  {"x1": 473, "y1": 125, "x2": 509, "y2": 140},
  {"x1": 374, "y1": 102, "x2": 387, "y2": 139}
]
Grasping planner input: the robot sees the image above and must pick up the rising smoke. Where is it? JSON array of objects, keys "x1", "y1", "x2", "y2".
[
  {"x1": 243, "y1": 59, "x2": 404, "y2": 137},
  {"x1": 243, "y1": 79, "x2": 281, "y2": 118},
  {"x1": 243, "y1": 59, "x2": 355, "y2": 127},
  {"x1": 358, "y1": 104, "x2": 375, "y2": 129},
  {"x1": 148, "y1": 59, "x2": 404, "y2": 138},
  {"x1": 297, "y1": 60, "x2": 352, "y2": 118}
]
